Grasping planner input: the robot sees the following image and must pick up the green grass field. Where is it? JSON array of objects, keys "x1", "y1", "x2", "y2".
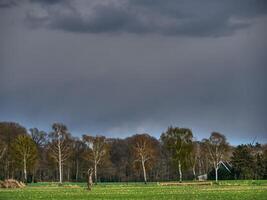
[{"x1": 0, "y1": 180, "x2": 267, "y2": 200}]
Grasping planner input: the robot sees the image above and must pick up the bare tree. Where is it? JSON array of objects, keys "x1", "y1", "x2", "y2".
[
  {"x1": 29, "y1": 128, "x2": 48, "y2": 182},
  {"x1": 49, "y1": 123, "x2": 72, "y2": 184},
  {"x1": 188, "y1": 141, "x2": 200, "y2": 180},
  {"x1": 72, "y1": 138, "x2": 85, "y2": 181},
  {"x1": 131, "y1": 134, "x2": 158, "y2": 184},
  {"x1": 203, "y1": 132, "x2": 229, "y2": 182},
  {"x1": 83, "y1": 135, "x2": 109, "y2": 184},
  {"x1": 30, "y1": 128, "x2": 48, "y2": 147}
]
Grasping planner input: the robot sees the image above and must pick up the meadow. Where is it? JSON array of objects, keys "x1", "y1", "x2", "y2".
[{"x1": 0, "y1": 180, "x2": 267, "y2": 200}]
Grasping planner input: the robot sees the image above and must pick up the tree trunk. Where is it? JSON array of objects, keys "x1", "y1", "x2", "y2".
[
  {"x1": 198, "y1": 159, "x2": 202, "y2": 175},
  {"x1": 23, "y1": 155, "x2": 27, "y2": 183},
  {"x1": 7, "y1": 161, "x2": 10, "y2": 179},
  {"x1": 76, "y1": 161, "x2": 79, "y2": 182},
  {"x1": 178, "y1": 160, "x2": 182, "y2": 182},
  {"x1": 67, "y1": 167, "x2": 70, "y2": 181},
  {"x1": 94, "y1": 163, "x2": 97, "y2": 185},
  {"x1": 192, "y1": 166, "x2": 196, "y2": 180},
  {"x1": 87, "y1": 168, "x2": 93, "y2": 190},
  {"x1": 59, "y1": 159, "x2": 62, "y2": 184},
  {"x1": 141, "y1": 160, "x2": 147, "y2": 184},
  {"x1": 39, "y1": 170, "x2": 42, "y2": 182},
  {"x1": 32, "y1": 169, "x2": 35, "y2": 183},
  {"x1": 58, "y1": 136, "x2": 62, "y2": 184},
  {"x1": 215, "y1": 166, "x2": 218, "y2": 182}
]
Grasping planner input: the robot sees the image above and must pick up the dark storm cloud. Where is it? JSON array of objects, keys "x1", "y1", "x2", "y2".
[
  {"x1": 30, "y1": 0, "x2": 63, "y2": 4},
  {"x1": 0, "y1": 0, "x2": 61, "y2": 9},
  {"x1": 0, "y1": 0, "x2": 267, "y2": 144},
  {"x1": 24, "y1": 0, "x2": 267, "y2": 37},
  {"x1": 0, "y1": 0, "x2": 18, "y2": 8}
]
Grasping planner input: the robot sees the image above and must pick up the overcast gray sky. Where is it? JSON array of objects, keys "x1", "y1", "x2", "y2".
[{"x1": 0, "y1": 0, "x2": 266, "y2": 144}]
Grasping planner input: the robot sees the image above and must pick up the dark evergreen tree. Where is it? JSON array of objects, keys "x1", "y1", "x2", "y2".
[{"x1": 231, "y1": 145, "x2": 254, "y2": 179}]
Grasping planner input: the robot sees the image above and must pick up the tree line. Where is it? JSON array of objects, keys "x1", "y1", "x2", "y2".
[{"x1": 0, "y1": 122, "x2": 266, "y2": 184}]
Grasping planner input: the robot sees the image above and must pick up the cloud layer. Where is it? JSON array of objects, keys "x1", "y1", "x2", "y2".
[
  {"x1": 0, "y1": 0, "x2": 266, "y2": 144},
  {"x1": 24, "y1": 0, "x2": 267, "y2": 37},
  {"x1": 0, "y1": 0, "x2": 18, "y2": 8}
]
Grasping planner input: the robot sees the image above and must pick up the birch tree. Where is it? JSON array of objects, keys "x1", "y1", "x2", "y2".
[
  {"x1": 82, "y1": 135, "x2": 108, "y2": 184},
  {"x1": 73, "y1": 138, "x2": 86, "y2": 181},
  {"x1": 49, "y1": 123, "x2": 71, "y2": 184},
  {"x1": 11, "y1": 135, "x2": 38, "y2": 182},
  {"x1": 131, "y1": 134, "x2": 158, "y2": 184},
  {"x1": 161, "y1": 127, "x2": 193, "y2": 182},
  {"x1": 203, "y1": 132, "x2": 229, "y2": 182},
  {"x1": 188, "y1": 141, "x2": 200, "y2": 180}
]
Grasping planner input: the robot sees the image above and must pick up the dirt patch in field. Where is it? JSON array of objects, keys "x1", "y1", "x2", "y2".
[
  {"x1": 159, "y1": 182, "x2": 213, "y2": 186},
  {"x1": 63, "y1": 185, "x2": 81, "y2": 188},
  {"x1": 201, "y1": 185, "x2": 267, "y2": 191},
  {"x1": 0, "y1": 179, "x2": 26, "y2": 188}
]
